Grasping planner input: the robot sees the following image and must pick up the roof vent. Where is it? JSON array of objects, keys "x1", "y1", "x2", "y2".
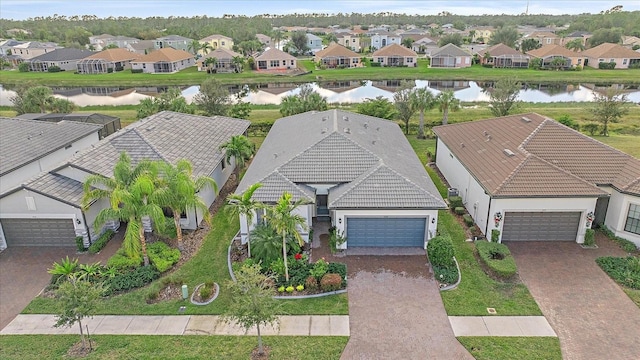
[
  {"x1": 483, "y1": 130, "x2": 488, "y2": 136},
  {"x1": 503, "y1": 149, "x2": 515, "y2": 157},
  {"x1": 521, "y1": 116, "x2": 531, "y2": 123},
  {"x1": 321, "y1": 127, "x2": 327, "y2": 134},
  {"x1": 343, "y1": 116, "x2": 349, "y2": 121},
  {"x1": 273, "y1": 153, "x2": 278, "y2": 159},
  {"x1": 364, "y1": 122, "x2": 368, "y2": 129},
  {"x1": 460, "y1": 143, "x2": 465, "y2": 148},
  {"x1": 485, "y1": 135, "x2": 492, "y2": 141},
  {"x1": 322, "y1": 116, "x2": 328, "y2": 121},
  {"x1": 372, "y1": 140, "x2": 376, "y2": 145},
  {"x1": 344, "y1": 127, "x2": 351, "y2": 134},
  {"x1": 376, "y1": 127, "x2": 380, "y2": 131}
]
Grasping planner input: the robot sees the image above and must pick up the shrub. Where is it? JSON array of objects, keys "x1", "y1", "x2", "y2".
[
  {"x1": 285, "y1": 285, "x2": 294, "y2": 293},
  {"x1": 147, "y1": 241, "x2": 180, "y2": 273},
  {"x1": 427, "y1": 234, "x2": 455, "y2": 267},
  {"x1": 277, "y1": 286, "x2": 285, "y2": 293},
  {"x1": 598, "y1": 61, "x2": 616, "y2": 69},
  {"x1": 310, "y1": 258, "x2": 329, "y2": 281},
  {"x1": 269, "y1": 257, "x2": 286, "y2": 277},
  {"x1": 287, "y1": 260, "x2": 312, "y2": 287},
  {"x1": 476, "y1": 240, "x2": 517, "y2": 279},
  {"x1": 18, "y1": 62, "x2": 30, "y2": 72},
  {"x1": 251, "y1": 223, "x2": 300, "y2": 267},
  {"x1": 131, "y1": 68, "x2": 144, "y2": 73},
  {"x1": 305, "y1": 275, "x2": 319, "y2": 290},
  {"x1": 583, "y1": 123, "x2": 600, "y2": 136},
  {"x1": 557, "y1": 114, "x2": 580, "y2": 131},
  {"x1": 370, "y1": 62, "x2": 381, "y2": 67},
  {"x1": 107, "y1": 248, "x2": 142, "y2": 270},
  {"x1": 463, "y1": 214, "x2": 474, "y2": 227},
  {"x1": 296, "y1": 284, "x2": 304, "y2": 291},
  {"x1": 599, "y1": 226, "x2": 638, "y2": 253},
  {"x1": 104, "y1": 266, "x2": 159, "y2": 295},
  {"x1": 199, "y1": 284, "x2": 212, "y2": 299},
  {"x1": 327, "y1": 262, "x2": 347, "y2": 287},
  {"x1": 320, "y1": 273, "x2": 342, "y2": 292},
  {"x1": 89, "y1": 229, "x2": 115, "y2": 254},
  {"x1": 329, "y1": 228, "x2": 347, "y2": 253},
  {"x1": 433, "y1": 265, "x2": 458, "y2": 284},
  {"x1": 449, "y1": 196, "x2": 463, "y2": 209},
  {"x1": 75, "y1": 236, "x2": 85, "y2": 252},
  {"x1": 596, "y1": 256, "x2": 640, "y2": 289},
  {"x1": 583, "y1": 229, "x2": 595, "y2": 247},
  {"x1": 454, "y1": 207, "x2": 465, "y2": 215},
  {"x1": 154, "y1": 217, "x2": 177, "y2": 239},
  {"x1": 107, "y1": 68, "x2": 114, "y2": 73},
  {"x1": 47, "y1": 65, "x2": 61, "y2": 72},
  {"x1": 491, "y1": 229, "x2": 501, "y2": 242}
]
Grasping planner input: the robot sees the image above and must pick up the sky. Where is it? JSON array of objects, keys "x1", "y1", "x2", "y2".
[{"x1": 1, "y1": 0, "x2": 639, "y2": 20}]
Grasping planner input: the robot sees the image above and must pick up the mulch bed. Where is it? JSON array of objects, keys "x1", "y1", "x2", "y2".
[
  {"x1": 66, "y1": 340, "x2": 94, "y2": 358},
  {"x1": 192, "y1": 283, "x2": 218, "y2": 303},
  {"x1": 251, "y1": 345, "x2": 271, "y2": 360},
  {"x1": 146, "y1": 282, "x2": 183, "y2": 304}
]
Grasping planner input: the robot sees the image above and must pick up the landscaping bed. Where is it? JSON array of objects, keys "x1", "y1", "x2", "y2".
[{"x1": 475, "y1": 240, "x2": 518, "y2": 281}]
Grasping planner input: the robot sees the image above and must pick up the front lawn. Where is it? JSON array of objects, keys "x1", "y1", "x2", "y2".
[
  {"x1": 457, "y1": 337, "x2": 562, "y2": 360},
  {"x1": 0, "y1": 335, "x2": 348, "y2": 360}
]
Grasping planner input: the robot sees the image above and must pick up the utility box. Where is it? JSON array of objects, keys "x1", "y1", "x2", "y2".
[{"x1": 448, "y1": 188, "x2": 459, "y2": 198}]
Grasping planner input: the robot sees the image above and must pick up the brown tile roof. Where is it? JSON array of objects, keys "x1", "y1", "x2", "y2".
[
  {"x1": 255, "y1": 48, "x2": 296, "y2": 61},
  {"x1": 484, "y1": 43, "x2": 526, "y2": 57},
  {"x1": 528, "y1": 31, "x2": 558, "y2": 38},
  {"x1": 432, "y1": 113, "x2": 640, "y2": 197},
  {"x1": 527, "y1": 45, "x2": 580, "y2": 58},
  {"x1": 134, "y1": 48, "x2": 193, "y2": 63},
  {"x1": 372, "y1": 43, "x2": 417, "y2": 57},
  {"x1": 83, "y1": 48, "x2": 141, "y2": 62},
  {"x1": 199, "y1": 47, "x2": 242, "y2": 62},
  {"x1": 581, "y1": 42, "x2": 640, "y2": 59},
  {"x1": 200, "y1": 34, "x2": 233, "y2": 42},
  {"x1": 315, "y1": 43, "x2": 359, "y2": 58}
]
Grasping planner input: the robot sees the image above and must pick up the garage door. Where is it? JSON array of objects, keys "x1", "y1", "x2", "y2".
[
  {"x1": 1, "y1": 218, "x2": 76, "y2": 247},
  {"x1": 346, "y1": 217, "x2": 426, "y2": 247},
  {"x1": 502, "y1": 212, "x2": 580, "y2": 241}
]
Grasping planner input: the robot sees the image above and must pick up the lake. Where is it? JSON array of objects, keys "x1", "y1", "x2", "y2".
[{"x1": 1, "y1": 80, "x2": 639, "y2": 107}]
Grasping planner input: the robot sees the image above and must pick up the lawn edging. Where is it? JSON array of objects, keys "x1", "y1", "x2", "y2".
[{"x1": 227, "y1": 231, "x2": 240, "y2": 282}]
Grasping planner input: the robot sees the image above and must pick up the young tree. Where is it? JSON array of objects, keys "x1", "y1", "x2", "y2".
[
  {"x1": 393, "y1": 81, "x2": 416, "y2": 135},
  {"x1": 520, "y1": 38, "x2": 541, "y2": 53},
  {"x1": 222, "y1": 264, "x2": 281, "y2": 356},
  {"x1": 227, "y1": 183, "x2": 263, "y2": 258},
  {"x1": 136, "y1": 88, "x2": 194, "y2": 119},
  {"x1": 356, "y1": 96, "x2": 397, "y2": 120},
  {"x1": 279, "y1": 84, "x2": 328, "y2": 116},
  {"x1": 155, "y1": 159, "x2": 217, "y2": 251},
  {"x1": 591, "y1": 89, "x2": 629, "y2": 136},
  {"x1": 436, "y1": 90, "x2": 461, "y2": 125},
  {"x1": 266, "y1": 192, "x2": 308, "y2": 282},
  {"x1": 204, "y1": 57, "x2": 218, "y2": 73},
  {"x1": 401, "y1": 37, "x2": 414, "y2": 48},
  {"x1": 412, "y1": 88, "x2": 436, "y2": 139},
  {"x1": 487, "y1": 77, "x2": 521, "y2": 117},
  {"x1": 488, "y1": 27, "x2": 520, "y2": 48},
  {"x1": 194, "y1": 77, "x2": 232, "y2": 116},
  {"x1": 219, "y1": 135, "x2": 256, "y2": 181}
]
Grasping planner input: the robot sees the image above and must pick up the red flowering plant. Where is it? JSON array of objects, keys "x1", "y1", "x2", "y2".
[{"x1": 294, "y1": 253, "x2": 303, "y2": 261}]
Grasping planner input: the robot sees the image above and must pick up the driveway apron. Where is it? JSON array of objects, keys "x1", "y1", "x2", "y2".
[
  {"x1": 340, "y1": 255, "x2": 473, "y2": 360},
  {"x1": 509, "y1": 240, "x2": 640, "y2": 360}
]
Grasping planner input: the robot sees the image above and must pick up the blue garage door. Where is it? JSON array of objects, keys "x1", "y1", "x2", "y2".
[{"x1": 346, "y1": 217, "x2": 426, "y2": 247}]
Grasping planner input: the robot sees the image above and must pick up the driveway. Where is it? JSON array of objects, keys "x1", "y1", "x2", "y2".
[
  {"x1": 339, "y1": 255, "x2": 473, "y2": 360},
  {"x1": 0, "y1": 233, "x2": 121, "y2": 330},
  {"x1": 509, "y1": 239, "x2": 640, "y2": 360}
]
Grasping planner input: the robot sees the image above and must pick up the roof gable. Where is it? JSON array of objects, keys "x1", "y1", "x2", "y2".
[
  {"x1": 84, "y1": 48, "x2": 141, "y2": 62},
  {"x1": 581, "y1": 43, "x2": 640, "y2": 59},
  {"x1": 431, "y1": 43, "x2": 470, "y2": 57},
  {"x1": 485, "y1": 43, "x2": 524, "y2": 57},
  {"x1": 134, "y1": 48, "x2": 193, "y2": 62},
  {"x1": 315, "y1": 43, "x2": 359, "y2": 58},
  {"x1": 251, "y1": 171, "x2": 315, "y2": 203},
  {"x1": 527, "y1": 44, "x2": 579, "y2": 58},
  {"x1": 372, "y1": 43, "x2": 418, "y2": 57},
  {"x1": 255, "y1": 48, "x2": 296, "y2": 61}
]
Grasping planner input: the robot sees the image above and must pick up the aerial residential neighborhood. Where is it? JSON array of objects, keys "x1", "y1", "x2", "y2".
[{"x1": 0, "y1": 1, "x2": 639, "y2": 359}]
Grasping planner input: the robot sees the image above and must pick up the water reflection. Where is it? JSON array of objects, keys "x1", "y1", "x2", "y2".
[{"x1": 1, "y1": 80, "x2": 639, "y2": 107}]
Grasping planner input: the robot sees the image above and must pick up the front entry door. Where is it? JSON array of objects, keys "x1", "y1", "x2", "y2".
[{"x1": 317, "y1": 195, "x2": 328, "y2": 216}]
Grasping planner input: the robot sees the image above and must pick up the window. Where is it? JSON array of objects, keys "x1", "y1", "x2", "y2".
[
  {"x1": 546, "y1": 38, "x2": 552, "y2": 44},
  {"x1": 624, "y1": 204, "x2": 640, "y2": 235},
  {"x1": 599, "y1": 58, "x2": 604, "y2": 62},
  {"x1": 221, "y1": 160, "x2": 226, "y2": 170},
  {"x1": 270, "y1": 60, "x2": 280, "y2": 67},
  {"x1": 291, "y1": 60, "x2": 294, "y2": 65},
  {"x1": 377, "y1": 57, "x2": 383, "y2": 63},
  {"x1": 407, "y1": 57, "x2": 414, "y2": 63},
  {"x1": 578, "y1": 59, "x2": 582, "y2": 65},
  {"x1": 623, "y1": 59, "x2": 628, "y2": 65}
]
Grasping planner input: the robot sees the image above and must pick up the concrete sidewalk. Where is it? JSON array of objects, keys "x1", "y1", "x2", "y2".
[
  {"x1": 0, "y1": 314, "x2": 350, "y2": 336},
  {"x1": 449, "y1": 316, "x2": 557, "y2": 337}
]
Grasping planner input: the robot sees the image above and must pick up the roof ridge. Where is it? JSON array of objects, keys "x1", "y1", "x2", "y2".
[
  {"x1": 131, "y1": 127, "x2": 170, "y2": 163},
  {"x1": 329, "y1": 163, "x2": 383, "y2": 206},
  {"x1": 518, "y1": 116, "x2": 549, "y2": 150},
  {"x1": 253, "y1": 169, "x2": 314, "y2": 202},
  {"x1": 494, "y1": 155, "x2": 530, "y2": 194}
]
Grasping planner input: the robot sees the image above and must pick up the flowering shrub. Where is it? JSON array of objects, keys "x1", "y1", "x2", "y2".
[
  {"x1": 285, "y1": 286, "x2": 295, "y2": 293},
  {"x1": 296, "y1": 285, "x2": 304, "y2": 291},
  {"x1": 294, "y1": 253, "x2": 302, "y2": 260}
]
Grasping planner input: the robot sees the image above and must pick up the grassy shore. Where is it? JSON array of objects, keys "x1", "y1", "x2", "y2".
[{"x1": 2, "y1": 61, "x2": 639, "y2": 86}]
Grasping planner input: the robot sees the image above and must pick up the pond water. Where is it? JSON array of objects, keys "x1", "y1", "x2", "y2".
[{"x1": 1, "y1": 80, "x2": 639, "y2": 107}]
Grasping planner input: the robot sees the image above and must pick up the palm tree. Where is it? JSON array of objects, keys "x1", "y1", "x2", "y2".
[
  {"x1": 219, "y1": 135, "x2": 255, "y2": 182},
  {"x1": 227, "y1": 183, "x2": 263, "y2": 257},
  {"x1": 565, "y1": 38, "x2": 585, "y2": 52},
  {"x1": 204, "y1": 57, "x2": 217, "y2": 73},
  {"x1": 188, "y1": 39, "x2": 202, "y2": 56},
  {"x1": 201, "y1": 42, "x2": 213, "y2": 55},
  {"x1": 232, "y1": 55, "x2": 245, "y2": 73},
  {"x1": 82, "y1": 153, "x2": 164, "y2": 266},
  {"x1": 155, "y1": 159, "x2": 218, "y2": 251},
  {"x1": 436, "y1": 90, "x2": 461, "y2": 125},
  {"x1": 266, "y1": 192, "x2": 308, "y2": 282},
  {"x1": 411, "y1": 88, "x2": 436, "y2": 139}
]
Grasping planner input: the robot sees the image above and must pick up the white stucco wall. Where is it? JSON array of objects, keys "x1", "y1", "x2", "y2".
[
  {"x1": 605, "y1": 190, "x2": 640, "y2": 246},
  {"x1": 239, "y1": 204, "x2": 313, "y2": 244}
]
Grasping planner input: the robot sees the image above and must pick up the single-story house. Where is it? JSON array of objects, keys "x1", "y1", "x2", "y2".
[
  {"x1": 28, "y1": 48, "x2": 95, "y2": 72},
  {"x1": 235, "y1": 110, "x2": 446, "y2": 249},
  {"x1": 581, "y1": 43, "x2": 640, "y2": 69},
  {"x1": 337, "y1": 33, "x2": 362, "y2": 52},
  {"x1": 130, "y1": 48, "x2": 194, "y2": 74},
  {"x1": 154, "y1": 35, "x2": 193, "y2": 52},
  {"x1": 412, "y1": 37, "x2": 438, "y2": 55},
  {"x1": 254, "y1": 48, "x2": 297, "y2": 72},
  {"x1": 196, "y1": 48, "x2": 243, "y2": 72},
  {"x1": 199, "y1": 34, "x2": 234, "y2": 51},
  {"x1": 0, "y1": 112, "x2": 250, "y2": 249},
  {"x1": 371, "y1": 43, "x2": 418, "y2": 67},
  {"x1": 76, "y1": 48, "x2": 141, "y2": 74},
  {"x1": 481, "y1": 43, "x2": 530, "y2": 68},
  {"x1": 433, "y1": 113, "x2": 640, "y2": 246},
  {"x1": 527, "y1": 45, "x2": 583, "y2": 69},
  {"x1": 16, "y1": 113, "x2": 121, "y2": 139},
  {"x1": 562, "y1": 31, "x2": 591, "y2": 48},
  {"x1": 429, "y1": 43, "x2": 472, "y2": 68},
  {"x1": 314, "y1": 43, "x2": 362, "y2": 68}
]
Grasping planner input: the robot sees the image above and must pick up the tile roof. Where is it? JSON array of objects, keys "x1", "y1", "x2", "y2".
[
  {"x1": 200, "y1": 34, "x2": 233, "y2": 42},
  {"x1": 82, "y1": 48, "x2": 141, "y2": 62},
  {"x1": 23, "y1": 172, "x2": 85, "y2": 207},
  {"x1": 69, "y1": 111, "x2": 250, "y2": 178},
  {"x1": 431, "y1": 43, "x2": 470, "y2": 57},
  {"x1": 157, "y1": 35, "x2": 192, "y2": 42},
  {"x1": 251, "y1": 171, "x2": 315, "y2": 203},
  {"x1": 29, "y1": 48, "x2": 94, "y2": 62},
  {"x1": 372, "y1": 43, "x2": 418, "y2": 57},
  {"x1": 581, "y1": 43, "x2": 640, "y2": 59},
  {"x1": 237, "y1": 110, "x2": 446, "y2": 209},
  {"x1": 255, "y1": 48, "x2": 296, "y2": 61},
  {"x1": 133, "y1": 48, "x2": 193, "y2": 63},
  {"x1": 0, "y1": 118, "x2": 101, "y2": 176},
  {"x1": 484, "y1": 43, "x2": 527, "y2": 57},
  {"x1": 315, "y1": 43, "x2": 359, "y2": 58},
  {"x1": 199, "y1": 48, "x2": 242, "y2": 62},
  {"x1": 433, "y1": 113, "x2": 640, "y2": 197},
  {"x1": 527, "y1": 45, "x2": 580, "y2": 58}
]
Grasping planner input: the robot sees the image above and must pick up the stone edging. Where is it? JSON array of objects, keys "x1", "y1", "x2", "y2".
[
  {"x1": 440, "y1": 256, "x2": 461, "y2": 291},
  {"x1": 190, "y1": 282, "x2": 220, "y2": 305}
]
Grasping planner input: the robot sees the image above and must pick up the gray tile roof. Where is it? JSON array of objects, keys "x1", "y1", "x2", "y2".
[
  {"x1": 70, "y1": 111, "x2": 250, "y2": 178},
  {"x1": 251, "y1": 171, "x2": 315, "y2": 203},
  {"x1": 237, "y1": 109, "x2": 446, "y2": 210},
  {"x1": 29, "y1": 48, "x2": 95, "y2": 62},
  {"x1": 23, "y1": 172, "x2": 84, "y2": 207},
  {"x1": 0, "y1": 117, "x2": 102, "y2": 176}
]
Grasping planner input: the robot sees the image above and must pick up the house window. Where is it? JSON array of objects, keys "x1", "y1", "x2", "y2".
[
  {"x1": 578, "y1": 59, "x2": 582, "y2": 65},
  {"x1": 221, "y1": 160, "x2": 226, "y2": 170},
  {"x1": 623, "y1": 59, "x2": 628, "y2": 65},
  {"x1": 407, "y1": 57, "x2": 414, "y2": 63},
  {"x1": 222, "y1": 41, "x2": 225, "y2": 46},
  {"x1": 624, "y1": 204, "x2": 640, "y2": 235},
  {"x1": 599, "y1": 58, "x2": 604, "y2": 62},
  {"x1": 546, "y1": 38, "x2": 552, "y2": 44},
  {"x1": 291, "y1": 60, "x2": 294, "y2": 65},
  {"x1": 377, "y1": 57, "x2": 383, "y2": 62}
]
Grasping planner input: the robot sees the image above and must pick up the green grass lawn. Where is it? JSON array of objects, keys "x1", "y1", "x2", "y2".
[
  {"x1": 457, "y1": 337, "x2": 562, "y2": 360},
  {"x1": 0, "y1": 335, "x2": 348, "y2": 360},
  {"x1": 623, "y1": 288, "x2": 640, "y2": 308},
  {"x1": 22, "y1": 203, "x2": 348, "y2": 316}
]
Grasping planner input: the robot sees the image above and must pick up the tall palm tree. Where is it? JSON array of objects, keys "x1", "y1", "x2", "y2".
[
  {"x1": 411, "y1": 88, "x2": 436, "y2": 139},
  {"x1": 219, "y1": 135, "x2": 255, "y2": 182},
  {"x1": 204, "y1": 57, "x2": 217, "y2": 73},
  {"x1": 155, "y1": 159, "x2": 218, "y2": 251},
  {"x1": 232, "y1": 55, "x2": 245, "y2": 73},
  {"x1": 266, "y1": 192, "x2": 308, "y2": 282},
  {"x1": 201, "y1": 42, "x2": 213, "y2": 55},
  {"x1": 227, "y1": 183, "x2": 263, "y2": 257},
  {"x1": 188, "y1": 39, "x2": 202, "y2": 56},
  {"x1": 437, "y1": 90, "x2": 461, "y2": 125},
  {"x1": 82, "y1": 153, "x2": 164, "y2": 266}
]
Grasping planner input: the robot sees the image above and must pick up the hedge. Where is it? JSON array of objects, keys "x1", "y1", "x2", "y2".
[
  {"x1": 600, "y1": 225, "x2": 638, "y2": 253},
  {"x1": 596, "y1": 256, "x2": 640, "y2": 289},
  {"x1": 476, "y1": 240, "x2": 517, "y2": 280},
  {"x1": 88, "y1": 229, "x2": 115, "y2": 254},
  {"x1": 462, "y1": 214, "x2": 474, "y2": 227},
  {"x1": 427, "y1": 234, "x2": 455, "y2": 267},
  {"x1": 449, "y1": 196, "x2": 463, "y2": 209}
]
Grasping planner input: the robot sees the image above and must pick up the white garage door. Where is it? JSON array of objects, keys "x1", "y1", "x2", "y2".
[
  {"x1": 1, "y1": 218, "x2": 76, "y2": 247},
  {"x1": 502, "y1": 212, "x2": 581, "y2": 241}
]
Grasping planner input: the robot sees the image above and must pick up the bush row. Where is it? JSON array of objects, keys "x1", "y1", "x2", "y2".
[
  {"x1": 427, "y1": 233, "x2": 458, "y2": 285},
  {"x1": 89, "y1": 229, "x2": 115, "y2": 254},
  {"x1": 596, "y1": 256, "x2": 640, "y2": 290},
  {"x1": 599, "y1": 226, "x2": 639, "y2": 253},
  {"x1": 104, "y1": 266, "x2": 160, "y2": 296},
  {"x1": 475, "y1": 240, "x2": 517, "y2": 279}
]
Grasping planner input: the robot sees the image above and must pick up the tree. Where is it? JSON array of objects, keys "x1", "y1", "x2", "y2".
[
  {"x1": 323, "y1": 33, "x2": 338, "y2": 45},
  {"x1": 104, "y1": 44, "x2": 119, "y2": 49},
  {"x1": 520, "y1": 38, "x2": 541, "y2": 53},
  {"x1": 588, "y1": 28, "x2": 623, "y2": 47},
  {"x1": 438, "y1": 33, "x2": 463, "y2": 47},
  {"x1": 229, "y1": 101, "x2": 252, "y2": 119},
  {"x1": 204, "y1": 57, "x2": 218, "y2": 73},
  {"x1": 412, "y1": 88, "x2": 436, "y2": 139},
  {"x1": 436, "y1": 90, "x2": 461, "y2": 125},
  {"x1": 591, "y1": 89, "x2": 629, "y2": 136},
  {"x1": 227, "y1": 183, "x2": 263, "y2": 258},
  {"x1": 156, "y1": 159, "x2": 217, "y2": 251},
  {"x1": 187, "y1": 39, "x2": 201, "y2": 55},
  {"x1": 271, "y1": 29, "x2": 284, "y2": 49},
  {"x1": 222, "y1": 264, "x2": 281, "y2": 356},
  {"x1": 488, "y1": 27, "x2": 519, "y2": 48},
  {"x1": 54, "y1": 274, "x2": 105, "y2": 352},
  {"x1": 279, "y1": 84, "x2": 328, "y2": 116},
  {"x1": 82, "y1": 152, "x2": 165, "y2": 266},
  {"x1": 290, "y1": 31, "x2": 310, "y2": 54},
  {"x1": 11, "y1": 85, "x2": 52, "y2": 114},
  {"x1": 219, "y1": 135, "x2": 256, "y2": 181},
  {"x1": 232, "y1": 55, "x2": 245, "y2": 73},
  {"x1": 136, "y1": 88, "x2": 194, "y2": 119},
  {"x1": 266, "y1": 192, "x2": 308, "y2": 282},
  {"x1": 194, "y1": 77, "x2": 232, "y2": 116},
  {"x1": 401, "y1": 37, "x2": 414, "y2": 48},
  {"x1": 356, "y1": 96, "x2": 397, "y2": 120},
  {"x1": 564, "y1": 38, "x2": 585, "y2": 52},
  {"x1": 487, "y1": 77, "x2": 521, "y2": 117},
  {"x1": 393, "y1": 81, "x2": 416, "y2": 135}
]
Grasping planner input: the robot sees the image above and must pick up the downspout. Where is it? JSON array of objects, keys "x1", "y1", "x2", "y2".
[{"x1": 485, "y1": 196, "x2": 492, "y2": 238}]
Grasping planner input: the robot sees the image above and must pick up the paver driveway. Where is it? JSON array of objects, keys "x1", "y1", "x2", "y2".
[
  {"x1": 509, "y1": 239, "x2": 640, "y2": 360},
  {"x1": 339, "y1": 255, "x2": 473, "y2": 360}
]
